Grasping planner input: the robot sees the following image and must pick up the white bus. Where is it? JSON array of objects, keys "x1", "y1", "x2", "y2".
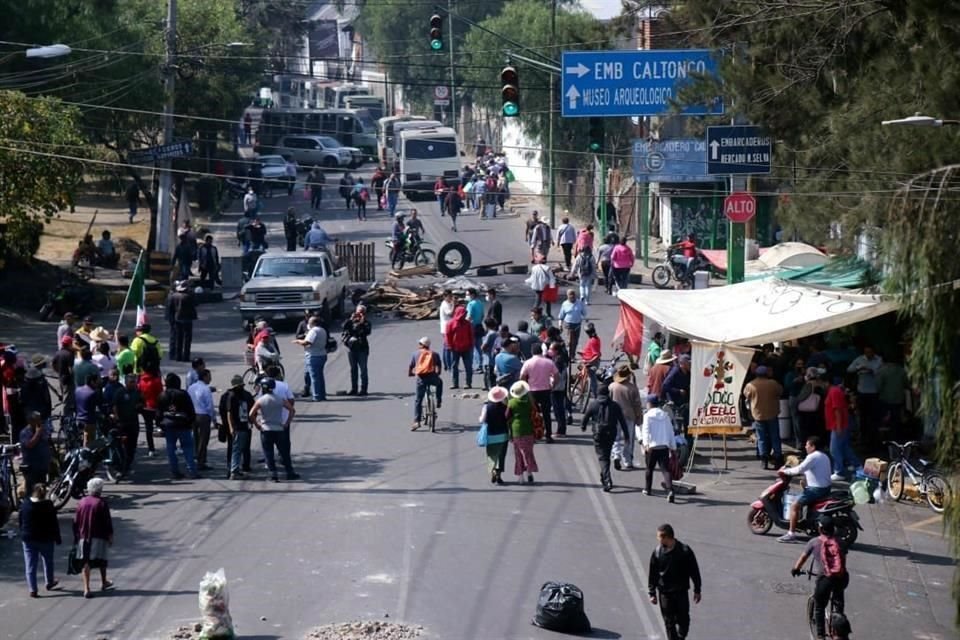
[
  {"x1": 377, "y1": 115, "x2": 427, "y2": 166},
  {"x1": 398, "y1": 126, "x2": 461, "y2": 200},
  {"x1": 324, "y1": 84, "x2": 370, "y2": 109},
  {"x1": 390, "y1": 119, "x2": 442, "y2": 168},
  {"x1": 344, "y1": 95, "x2": 385, "y2": 120},
  {"x1": 255, "y1": 108, "x2": 378, "y2": 161}
]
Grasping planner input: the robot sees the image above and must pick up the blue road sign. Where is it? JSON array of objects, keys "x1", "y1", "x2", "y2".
[
  {"x1": 561, "y1": 49, "x2": 723, "y2": 118},
  {"x1": 706, "y1": 126, "x2": 772, "y2": 175},
  {"x1": 632, "y1": 138, "x2": 724, "y2": 183},
  {"x1": 128, "y1": 141, "x2": 194, "y2": 165}
]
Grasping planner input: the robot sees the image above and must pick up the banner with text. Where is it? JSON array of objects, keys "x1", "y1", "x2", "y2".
[{"x1": 690, "y1": 341, "x2": 754, "y2": 429}]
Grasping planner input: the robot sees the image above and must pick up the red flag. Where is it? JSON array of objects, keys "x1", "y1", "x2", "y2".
[{"x1": 614, "y1": 302, "x2": 644, "y2": 356}]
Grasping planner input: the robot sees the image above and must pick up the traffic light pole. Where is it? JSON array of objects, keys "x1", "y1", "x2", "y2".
[
  {"x1": 599, "y1": 155, "x2": 606, "y2": 234},
  {"x1": 548, "y1": 0, "x2": 556, "y2": 228},
  {"x1": 447, "y1": 0, "x2": 456, "y2": 132}
]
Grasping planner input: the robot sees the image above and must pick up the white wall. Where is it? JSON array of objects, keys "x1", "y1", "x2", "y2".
[{"x1": 502, "y1": 119, "x2": 543, "y2": 196}]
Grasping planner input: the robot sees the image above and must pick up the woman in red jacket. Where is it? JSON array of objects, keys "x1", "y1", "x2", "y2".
[{"x1": 138, "y1": 368, "x2": 164, "y2": 457}]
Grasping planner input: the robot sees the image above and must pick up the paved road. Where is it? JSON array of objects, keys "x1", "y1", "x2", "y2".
[{"x1": 0, "y1": 172, "x2": 954, "y2": 640}]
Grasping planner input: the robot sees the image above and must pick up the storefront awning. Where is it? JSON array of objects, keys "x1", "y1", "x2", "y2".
[{"x1": 616, "y1": 279, "x2": 898, "y2": 347}]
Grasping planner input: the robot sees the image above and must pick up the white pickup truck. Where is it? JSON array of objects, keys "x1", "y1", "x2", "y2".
[{"x1": 239, "y1": 251, "x2": 349, "y2": 328}]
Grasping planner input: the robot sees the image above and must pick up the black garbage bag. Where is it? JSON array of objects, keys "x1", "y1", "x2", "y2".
[{"x1": 532, "y1": 581, "x2": 591, "y2": 633}]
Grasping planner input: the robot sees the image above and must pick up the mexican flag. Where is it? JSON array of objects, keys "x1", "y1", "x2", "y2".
[{"x1": 128, "y1": 251, "x2": 148, "y2": 327}]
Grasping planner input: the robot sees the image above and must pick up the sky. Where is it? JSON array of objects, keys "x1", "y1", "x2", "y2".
[{"x1": 577, "y1": 0, "x2": 623, "y2": 21}]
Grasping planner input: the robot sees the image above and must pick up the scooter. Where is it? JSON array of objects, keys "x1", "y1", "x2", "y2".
[{"x1": 747, "y1": 470, "x2": 862, "y2": 548}]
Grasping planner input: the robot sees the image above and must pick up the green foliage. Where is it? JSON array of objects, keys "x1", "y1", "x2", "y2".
[{"x1": 0, "y1": 91, "x2": 85, "y2": 259}]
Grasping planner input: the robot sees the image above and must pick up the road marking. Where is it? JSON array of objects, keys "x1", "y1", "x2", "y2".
[
  {"x1": 903, "y1": 514, "x2": 943, "y2": 531},
  {"x1": 395, "y1": 504, "x2": 414, "y2": 621},
  {"x1": 570, "y1": 444, "x2": 662, "y2": 639}
]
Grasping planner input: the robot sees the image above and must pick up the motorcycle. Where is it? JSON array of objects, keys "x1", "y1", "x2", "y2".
[
  {"x1": 651, "y1": 248, "x2": 710, "y2": 290},
  {"x1": 386, "y1": 236, "x2": 436, "y2": 269},
  {"x1": 49, "y1": 429, "x2": 125, "y2": 511},
  {"x1": 219, "y1": 177, "x2": 251, "y2": 212},
  {"x1": 39, "y1": 282, "x2": 108, "y2": 321},
  {"x1": 747, "y1": 471, "x2": 862, "y2": 548},
  {"x1": 295, "y1": 216, "x2": 314, "y2": 248}
]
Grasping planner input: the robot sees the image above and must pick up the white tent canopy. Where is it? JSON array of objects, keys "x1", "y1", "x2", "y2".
[{"x1": 617, "y1": 279, "x2": 899, "y2": 346}]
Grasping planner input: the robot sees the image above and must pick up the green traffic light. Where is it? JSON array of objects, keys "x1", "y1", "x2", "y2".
[
  {"x1": 431, "y1": 39, "x2": 443, "y2": 51},
  {"x1": 502, "y1": 102, "x2": 519, "y2": 117},
  {"x1": 589, "y1": 142, "x2": 601, "y2": 152}
]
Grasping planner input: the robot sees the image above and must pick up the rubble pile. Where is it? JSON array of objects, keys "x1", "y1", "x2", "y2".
[
  {"x1": 305, "y1": 621, "x2": 424, "y2": 640},
  {"x1": 357, "y1": 278, "x2": 509, "y2": 321}
]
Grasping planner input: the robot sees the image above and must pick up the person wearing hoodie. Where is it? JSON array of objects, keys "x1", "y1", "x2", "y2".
[
  {"x1": 640, "y1": 394, "x2": 677, "y2": 502},
  {"x1": 303, "y1": 221, "x2": 334, "y2": 251},
  {"x1": 444, "y1": 305, "x2": 474, "y2": 389}
]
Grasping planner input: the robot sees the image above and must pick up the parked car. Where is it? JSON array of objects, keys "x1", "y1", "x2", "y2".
[
  {"x1": 238, "y1": 251, "x2": 349, "y2": 328},
  {"x1": 255, "y1": 154, "x2": 295, "y2": 195},
  {"x1": 275, "y1": 135, "x2": 356, "y2": 169}
]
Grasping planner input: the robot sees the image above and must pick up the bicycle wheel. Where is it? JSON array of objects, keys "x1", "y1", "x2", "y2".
[
  {"x1": 806, "y1": 595, "x2": 817, "y2": 640},
  {"x1": 277, "y1": 362, "x2": 286, "y2": 380},
  {"x1": 103, "y1": 443, "x2": 125, "y2": 483},
  {"x1": 416, "y1": 249, "x2": 437, "y2": 267},
  {"x1": 887, "y1": 462, "x2": 905, "y2": 501},
  {"x1": 924, "y1": 471, "x2": 952, "y2": 514},
  {"x1": 427, "y1": 391, "x2": 436, "y2": 433},
  {"x1": 569, "y1": 375, "x2": 586, "y2": 412},
  {"x1": 4, "y1": 467, "x2": 18, "y2": 514},
  {"x1": 242, "y1": 367, "x2": 259, "y2": 388},
  {"x1": 49, "y1": 474, "x2": 72, "y2": 510}
]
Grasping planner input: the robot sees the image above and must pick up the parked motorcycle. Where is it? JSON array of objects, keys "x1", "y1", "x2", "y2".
[
  {"x1": 386, "y1": 236, "x2": 435, "y2": 270},
  {"x1": 651, "y1": 248, "x2": 710, "y2": 290},
  {"x1": 49, "y1": 430, "x2": 125, "y2": 511},
  {"x1": 39, "y1": 283, "x2": 109, "y2": 321},
  {"x1": 747, "y1": 471, "x2": 862, "y2": 548}
]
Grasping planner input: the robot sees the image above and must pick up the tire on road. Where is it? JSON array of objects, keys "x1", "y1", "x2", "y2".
[{"x1": 437, "y1": 241, "x2": 472, "y2": 277}]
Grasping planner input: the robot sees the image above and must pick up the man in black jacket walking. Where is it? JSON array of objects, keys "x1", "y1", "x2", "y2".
[
  {"x1": 581, "y1": 385, "x2": 630, "y2": 492},
  {"x1": 648, "y1": 523, "x2": 702, "y2": 640},
  {"x1": 166, "y1": 282, "x2": 198, "y2": 362}
]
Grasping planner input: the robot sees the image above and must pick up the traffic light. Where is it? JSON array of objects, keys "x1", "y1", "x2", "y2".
[
  {"x1": 429, "y1": 15, "x2": 443, "y2": 51},
  {"x1": 588, "y1": 117, "x2": 604, "y2": 152},
  {"x1": 501, "y1": 66, "x2": 519, "y2": 117}
]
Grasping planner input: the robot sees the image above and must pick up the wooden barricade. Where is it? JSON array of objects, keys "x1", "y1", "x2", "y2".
[{"x1": 335, "y1": 241, "x2": 376, "y2": 283}]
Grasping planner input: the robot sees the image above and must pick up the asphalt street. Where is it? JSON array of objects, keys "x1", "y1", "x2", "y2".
[{"x1": 0, "y1": 168, "x2": 954, "y2": 640}]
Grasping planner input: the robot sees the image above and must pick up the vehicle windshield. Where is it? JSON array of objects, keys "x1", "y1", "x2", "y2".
[
  {"x1": 355, "y1": 109, "x2": 377, "y2": 133},
  {"x1": 403, "y1": 137, "x2": 457, "y2": 160},
  {"x1": 260, "y1": 156, "x2": 285, "y2": 166},
  {"x1": 253, "y1": 257, "x2": 326, "y2": 277},
  {"x1": 318, "y1": 136, "x2": 341, "y2": 148}
]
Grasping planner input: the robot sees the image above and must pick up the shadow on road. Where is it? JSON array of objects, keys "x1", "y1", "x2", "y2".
[{"x1": 853, "y1": 542, "x2": 955, "y2": 567}]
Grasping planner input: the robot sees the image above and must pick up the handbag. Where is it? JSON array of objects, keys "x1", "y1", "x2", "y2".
[
  {"x1": 530, "y1": 403, "x2": 545, "y2": 440},
  {"x1": 542, "y1": 285, "x2": 559, "y2": 303},
  {"x1": 476, "y1": 422, "x2": 489, "y2": 447},
  {"x1": 325, "y1": 336, "x2": 339, "y2": 353},
  {"x1": 66, "y1": 545, "x2": 82, "y2": 575},
  {"x1": 798, "y1": 390, "x2": 821, "y2": 413},
  {"x1": 668, "y1": 449, "x2": 684, "y2": 481}
]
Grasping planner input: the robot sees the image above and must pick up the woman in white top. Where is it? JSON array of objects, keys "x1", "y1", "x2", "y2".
[
  {"x1": 525, "y1": 255, "x2": 557, "y2": 317},
  {"x1": 438, "y1": 290, "x2": 456, "y2": 371}
]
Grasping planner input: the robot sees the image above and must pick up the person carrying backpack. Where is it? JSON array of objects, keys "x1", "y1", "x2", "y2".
[
  {"x1": 408, "y1": 337, "x2": 443, "y2": 431},
  {"x1": 580, "y1": 385, "x2": 630, "y2": 491},
  {"x1": 131, "y1": 324, "x2": 162, "y2": 374},
  {"x1": 570, "y1": 246, "x2": 597, "y2": 305},
  {"x1": 648, "y1": 523, "x2": 702, "y2": 640},
  {"x1": 792, "y1": 515, "x2": 849, "y2": 640}
]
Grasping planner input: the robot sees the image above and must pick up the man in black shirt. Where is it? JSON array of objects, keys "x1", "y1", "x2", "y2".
[
  {"x1": 581, "y1": 385, "x2": 630, "y2": 491},
  {"x1": 342, "y1": 305, "x2": 372, "y2": 396},
  {"x1": 166, "y1": 281, "x2": 198, "y2": 362},
  {"x1": 648, "y1": 523, "x2": 702, "y2": 640},
  {"x1": 156, "y1": 373, "x2": 197, "y2": 480},
  {"x1": 220, "y1": 375, "x2": 255, "y2": 479}
]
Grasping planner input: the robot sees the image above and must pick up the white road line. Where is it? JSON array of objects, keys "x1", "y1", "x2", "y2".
[
  {"x1": 569, "y1": 444, "x2": 662, "y2": 638},
  {"x1": 395, "y1": 502, "x2": 414, "y2": 621}
]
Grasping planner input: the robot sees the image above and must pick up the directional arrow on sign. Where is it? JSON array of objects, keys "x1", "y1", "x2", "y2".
[
  {"x1": 709, "y1": 139, "x2": 720, "y2": 160},
  {"x1": 566, "y1": 85, "x2": 580, "y2": 109},
  {"x1": 565, "y1": 62, "x2": 589, "y2": 78}
]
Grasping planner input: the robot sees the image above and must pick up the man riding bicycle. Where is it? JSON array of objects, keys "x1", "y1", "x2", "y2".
[
  {"x1": 408, "y1": 337, "x2": 443, "y2": 431},
  {"x1": 792, "y1": 515, "x2": 850, "y2": 640}
]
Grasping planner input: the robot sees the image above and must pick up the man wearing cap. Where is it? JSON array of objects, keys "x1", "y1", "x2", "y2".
[
  {"x1": 249, "y1": 377, "x2": 299, "y2": 482},
  {"x1": 166, "y1": 281, "x2": 198, "y2": 362},
  {"x1": 743, "y1": 365, "x2": 784, "y2": 469},
  {"x1": 188, "y1": 369, "x2": 216, "y2": 471},
  {"x1": 640, "y1": 394, "x2": 677, "y2": 500},
  {"x1": 520, "y1": 346, "x2": 559, "y2": 442},
  {"x1": 56, "y1": 313, "x2": 76, "y2": 351},
  {"x1": 21, "y1": 365, "x2": 52, "y2": 427},
  {"x1": 112, "y1": 374, "x2": 143, "y2": 476},
  {"x1": 293, "y1": 316, "x2": 329, "y2": 401},
  {"x1": 582, "y1": 385, "x2": 631, "y2": 491},
  {"x1": 408, "y1": 337, "x2": 443, "y2": 430},
  {"x1": 222, "y1": 375, "x2": 255, "y2": 479},
  {"x1": 609, "y1": 364, "x2": 644, "y2": 470},
  {"x1": 342, "y1": 305, "x2": 372, "y2": 396},
  {"x1": 648, "y1": 349, "x2": 676, "y2": 398}
]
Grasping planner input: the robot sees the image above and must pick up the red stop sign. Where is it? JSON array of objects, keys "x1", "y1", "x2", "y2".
[{"x1": 724, "y1": 191, "x2": 756, "y2": 223}]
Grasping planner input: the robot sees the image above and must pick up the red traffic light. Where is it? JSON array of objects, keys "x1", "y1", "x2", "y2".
[
  {"x1": 500, "y1": 66, "x2": 518, "y2": 87},
  {"x1": 430, "y1": 14, "x2": 443, "y2": 29}
]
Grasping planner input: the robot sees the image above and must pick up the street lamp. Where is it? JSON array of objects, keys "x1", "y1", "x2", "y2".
[
  {"x1": 881, "y1": 112, "x2": 960, "y2": 127},
  {"x1": 24, "y1": 44, "x2": 72, "y2": 59}
]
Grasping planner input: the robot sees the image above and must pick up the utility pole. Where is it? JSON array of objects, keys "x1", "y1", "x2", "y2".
[
  {"x1": 547, "y1": 0, "x2": 556, "y2": 228},
  {"x1": 447, "y1": 0, "x2": 457, "y2": 134},
  {"x1": 156, "y1": 0, "x2": 177, "y2": 254}
]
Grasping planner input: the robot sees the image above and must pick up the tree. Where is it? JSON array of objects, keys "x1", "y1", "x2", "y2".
[
  {"x1": 671, "y1": 0, "x2": 960, "y2": 623},
  {"x1": 0, "y1": 91, "x2": 85, "y2": 260}
]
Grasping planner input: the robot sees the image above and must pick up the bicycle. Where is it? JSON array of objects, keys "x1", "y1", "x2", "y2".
[
  {"x1": 0, "y1": 443, "x2": 21, "y2": 528},
  {"x1": 885, "y1": 440, "x2": 952, "y2": 514},
  {"x1": 423, "y1": 384, "x2": 438, "y2": 433},
  {"x1": 242, "y1": 358, "x2": 285, "y2": 390},
  {"x1": 795, "y1": 570, "x2": 846, "y2": 640}
]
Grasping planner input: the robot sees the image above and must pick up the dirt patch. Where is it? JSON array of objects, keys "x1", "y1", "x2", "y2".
[
  {"x1": 167, "y1": 620, "x2": 425, "y2": 640},
  {"x1": 36, "y1": 193, "x2": 149, "y2": 268}
]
